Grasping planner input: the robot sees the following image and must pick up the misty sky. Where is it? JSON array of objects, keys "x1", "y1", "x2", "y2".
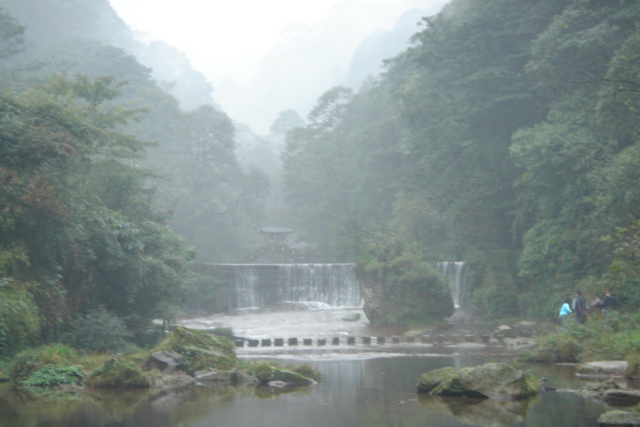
[{"x1": 108, "y1": 0, "x2": 447, "y2": 133}]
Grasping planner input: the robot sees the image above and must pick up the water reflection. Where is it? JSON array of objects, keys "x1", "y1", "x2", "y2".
[
  {"x1": 418, "y1": 394, "x2": 532, "y2": 427},
  {"x1": 0, "y1": 355, "x2": 609, "y2": 427}
]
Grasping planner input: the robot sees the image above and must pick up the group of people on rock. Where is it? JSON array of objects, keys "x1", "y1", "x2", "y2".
[{"x1": 558, "y1": 290, "x2": 619, "y2": 325}]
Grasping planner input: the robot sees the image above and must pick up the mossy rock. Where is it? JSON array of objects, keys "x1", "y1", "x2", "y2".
[
  {"x1": 269, "y1": 370, "x2": 315, "y2": 386},
  {"x1": 174, "y1": 345, "x2": 237, "y2": 375},
  {"x1": 431, "y1": 362, "x2": 539, "y2": 400},
  {"x1": 597, "y1": 410, "x2": 640, "y2": 426},
  {"x1": 152, "y1": 327, "x2": 238, "y2": 375},
  {"x1": 416, "y1": 366, "x2": 457, "y2": 393},
  {"x1": 247, "y1": 361, "x2": 317, "y2": 386},
  {"x1": 287, "y1": 363, "x2": 322, "y2": 382},
  {"x1": 86, "y1": 358, "x2": 150, "y2": 388}
]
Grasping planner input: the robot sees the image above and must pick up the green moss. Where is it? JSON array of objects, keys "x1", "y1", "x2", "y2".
[
  {"x1": 519, "y1": 315, "x2": 640, "y2": 364},
  {"x1": 247, "y1": 361, "x2": 318, "y2": 385},
  {"x1": 9, "y1": 344, "x2": 80, "y2": 382},
  {"x1": 416, "y1": 366, "x2": 457, "y2": 393},
  {"x1": 21, "y1": 364, "x2": 84, "y2": 387},
  {"x1": 152, "y1": 326, "x2": 238, "y2": 375},
  {"x1": 287, "y1": 363, "x2": 322, "y2": 382},
  {"x1": 86, "y1": 358, "x2": 150, "y2": 388},
  {"x1": 430, "y1": 363, "x2": 539, "y2": 400}
]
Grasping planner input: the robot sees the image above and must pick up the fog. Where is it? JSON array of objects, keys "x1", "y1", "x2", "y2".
[{"x1": 109, "y1": 0, "x2": 448, "y2": 134}]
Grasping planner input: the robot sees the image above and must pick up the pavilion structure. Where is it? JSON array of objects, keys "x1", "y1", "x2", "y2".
[{"x1": 243, "y1": 227, "x2": 311, "y2": 263}]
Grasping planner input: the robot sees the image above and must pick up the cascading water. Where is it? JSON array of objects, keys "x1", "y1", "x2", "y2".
[
  {"x1": 437, "y1": 261, "x2": 468, "y2": 309},
  {"x1": 214, "y1": 263, "x2": 362, "y2": 310}
]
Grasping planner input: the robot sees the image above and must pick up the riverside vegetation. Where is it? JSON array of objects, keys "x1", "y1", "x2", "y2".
[{"x1": 0, "y1": 326, "x2": 321, "y2": 396}]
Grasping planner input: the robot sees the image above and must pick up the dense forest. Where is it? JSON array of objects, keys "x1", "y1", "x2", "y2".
[
  {"x1": 0, "y1": 0, "x2": 639, "y2": 356},
  {"x1": 282, "y1": 0, "x2": 640, "y2": 319}
]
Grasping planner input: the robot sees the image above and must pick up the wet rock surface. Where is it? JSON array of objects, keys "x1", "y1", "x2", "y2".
[
  {"x1": 577, "y1": 361, "x2": 629, "y2": 377},
  {"x1": 597, "y1": 410, "x2": 640, "y2": 426},
  {"x1": 425, "y1": 362, "x2": 539, "y2": 400}
]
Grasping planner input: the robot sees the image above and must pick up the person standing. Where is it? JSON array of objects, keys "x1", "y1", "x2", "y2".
[
  {"x1": 559, "y1": 298, "x2": 572, "y2": 326},
  {"x1": 573, "y1": 290, "x2": 588, "y2": 324}
]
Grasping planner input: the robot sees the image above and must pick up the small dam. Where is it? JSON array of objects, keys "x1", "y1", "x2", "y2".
[{"x1": 193, "y1": 263, "x2": 362, "y2": 312}]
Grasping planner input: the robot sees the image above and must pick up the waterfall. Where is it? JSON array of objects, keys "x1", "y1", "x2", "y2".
[
  {"x1": 437, "y1": 261, "x2": 468, "y2": 308},
  {"x1": 213, "y1": 263, "x2": 362, "y2": 310}
]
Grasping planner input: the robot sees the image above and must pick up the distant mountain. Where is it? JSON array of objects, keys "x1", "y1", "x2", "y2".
[
  {"x1": 345, "y1": 8, "x2": 428, "y2": 88},
  {"x1": 0, "y1": 0, "x2": 216, "y2": 110},
  {"x1": 214, "y1": 0, "x2": 447, "y2": 134}
]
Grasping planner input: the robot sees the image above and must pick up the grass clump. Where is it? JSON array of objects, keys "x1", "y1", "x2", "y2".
[
  {"x1": 21, "y1": 364, "x2": 83, "y2": 387},
  {"x1": 286, "y1": 362, "x2": 322, "y2": 382},
  {"x1": 85, "y1": 358, "x2": 150, "y2": 388},
  {"x1": 519, "y1": 313, "x2": 640, "y2": 364},
  {"x1": 9, "y1": 344, "x2": 81, "y2": 383},
  {"x1": 152, "y1": 326, "x2": 238, "y2": 375}
]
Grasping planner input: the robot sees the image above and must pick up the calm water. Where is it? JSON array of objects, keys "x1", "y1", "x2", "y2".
[
  {"x1": 0, "y1": 308, "x2": 612, "y2": 426},
  {"x1": 0, "y1": 352, "x2": 608, "y2": 427}
]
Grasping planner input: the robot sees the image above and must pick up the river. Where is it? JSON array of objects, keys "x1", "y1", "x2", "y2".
[{"x1": 0, "y1": 307, "x2": 611, "y2": 426}]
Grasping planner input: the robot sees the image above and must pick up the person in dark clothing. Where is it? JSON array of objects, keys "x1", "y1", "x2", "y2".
[
  {"x1": 600, "y1": 291, "x2": 619, "y2": 312},
  {"x1": 572, "y1": 290, "x2": 588, "y2": 324}
]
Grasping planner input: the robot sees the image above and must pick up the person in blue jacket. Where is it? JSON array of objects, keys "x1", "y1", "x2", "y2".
[{"x1": 559, "y1": 298, "x2": 572, "y2": 325}]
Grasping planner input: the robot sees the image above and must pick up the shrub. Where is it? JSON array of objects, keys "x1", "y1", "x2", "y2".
[
  {"x1": 0, "y1": 280, "x2": 40, "y2": 357},
  {"x1": 9, "y1": 344, "x2": 80, "y2": 382},
  {"x1": 67, "y1": 308, "x2": 129, "y2": 353},
  {"x1": 85, "y1": 358, "x2": 149, "y2": 388},
  {"x1": 21, "y1": 364, "x2": 83, "y2": 387},
  {"x1": 518, "y1": 327, "x2": 581, "y2": 363}
]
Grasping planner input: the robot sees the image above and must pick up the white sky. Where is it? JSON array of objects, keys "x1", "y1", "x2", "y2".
[
  {"x1": 108, "y1": 0, "x2": 424, "y2": 84},
  {"x1": 108, "y1": 0, "x2": 445, "y2": 133}
]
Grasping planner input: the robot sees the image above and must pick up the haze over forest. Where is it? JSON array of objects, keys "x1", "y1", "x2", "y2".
[
  {"x1": 1, "y1": 0, "x2": 640, "y2": 355},
  {"x1": 109, "y1": 0, "x2": 449, "y2": 134}
]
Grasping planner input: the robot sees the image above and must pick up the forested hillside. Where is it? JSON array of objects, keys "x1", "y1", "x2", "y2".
[
  {"x1": 282, "y1": 0, "x2": 640, "y2": 318},
  {"x1": 0, "y1": 0, "x2": 269, "y2": 355}
]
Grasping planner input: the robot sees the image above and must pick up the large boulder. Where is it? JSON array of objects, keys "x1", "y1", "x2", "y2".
[
  {"x1": 357, "y1": 239, "x2": 454, "y2": 324},
  {"x1": 430, "y1": 362, "x2": 539, "y2": 400},
  {"x1": 602, "y1": 390, "x2": 640, "y2": 407},
  {"x1": 416, "y1": 367, "x2": 457, "y2": 393},
  {"x1": 597, "y1": 410, "x2": 640, "y2": 426},
  {"x1": 151, "y1": 327, "x2": 238, "y2": 375}
]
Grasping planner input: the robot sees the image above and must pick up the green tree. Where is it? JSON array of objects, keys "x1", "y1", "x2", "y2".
[
  {"x1": 0, "y1": 73, "x2": 192, "y2": 340},
  {"x1": 0, "y1": 7, "x2": 23, "y2": 61}
]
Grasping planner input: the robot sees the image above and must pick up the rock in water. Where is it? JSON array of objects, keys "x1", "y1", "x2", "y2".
[
  {"x1": 417, "y1": 366, "x2": 457, "y2": 393},
  {"x1": 597, "y1": 410, "x2": 640, "y2": 426},
  {"x1": 430, "y1": 362, "x2": 539, "y2": 400}
]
